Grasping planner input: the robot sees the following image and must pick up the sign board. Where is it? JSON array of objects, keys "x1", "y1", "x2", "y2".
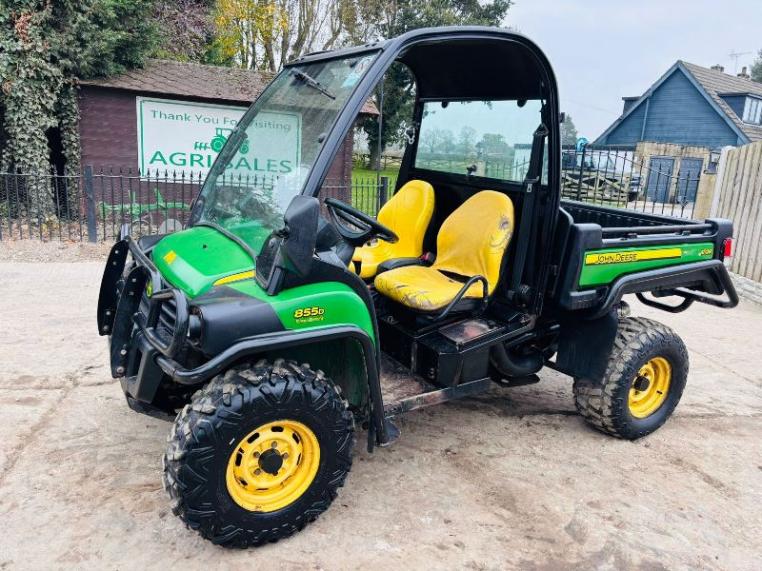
[{"x1": 136, "y1": 97, "x2": 301, "y2": 179}]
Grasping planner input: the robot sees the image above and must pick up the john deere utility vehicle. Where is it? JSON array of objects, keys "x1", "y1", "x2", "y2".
[{"x1": 97, "y1": 27, "x2": 738, "y2": 547}]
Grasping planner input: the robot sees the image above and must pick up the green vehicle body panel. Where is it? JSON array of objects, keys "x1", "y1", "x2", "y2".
[
  {"x1": 150, "y1": 226, "x2": 375, "y2": 340},
  {"x1": 229, "y1": 280, "x2": 375, "y2": 341},
  {"x1": 152, "y1": 224, "x2": 270, "y2": 297},
  {"x1": 579, "y1": 242, "x2": 715, "y2": 287}
]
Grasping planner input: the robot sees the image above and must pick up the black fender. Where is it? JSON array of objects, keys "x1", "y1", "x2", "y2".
[{"x1": 154, "y1": 325, "x2": 390, "y2": 445}]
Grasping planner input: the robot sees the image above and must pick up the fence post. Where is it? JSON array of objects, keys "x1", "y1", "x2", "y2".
[
  {"x1": 378, "y1": 176, "x2": 389, "y2": 213},
  {"x1": 576, "y1": 145, "x2": 586, "y2": 201},
  {"x1": 83, "y1": 166, "x2": 98, "y2": 243},
  {"x1": 708, "y1": 146, "x2": 732, "y2": 217}
]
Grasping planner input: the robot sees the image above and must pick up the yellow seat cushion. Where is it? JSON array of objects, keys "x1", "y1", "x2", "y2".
[
  {"x1": 352, "y1": 179, "x2": 435, "y2": 279},
  {"x1": 374, "y1": 191, "x2": 514, "y2": 312},
  {"x1": 374, "y1": 265, "x2": 486, "y2": 311}
]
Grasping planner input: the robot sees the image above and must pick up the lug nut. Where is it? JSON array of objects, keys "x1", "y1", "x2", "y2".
[
  {"x1": 253, "y1": 452, "x2": 260, "y2": 458},
  {"x1": 271, "y1": 442, "x2": 278, "y2": 449},
  {"x1": 282, "y1": 453, "x2": 289, "y2": 460},
  {"x1": 120, "y1": 349, "x2": 127, "y2": 356},
  {"x1": 116, "y1": 366, "x2": 125, "y2": 374},
  {"x1": 254, "y1": 468, "x2": 262, "y2": 475}
]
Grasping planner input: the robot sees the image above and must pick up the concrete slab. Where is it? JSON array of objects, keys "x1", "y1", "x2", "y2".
[
  {"x1": 0, "y1": 262, "x2": 108, "y2": 389},
  {"x1": 0, "y1": 388, "x2": 65, "y2": 475},
  {"x1": 0, "y1": 382, "x2": 759, "y2": 570},
  {"x1": 0, "y1": 260, "x2": 760, "y2": 569}
]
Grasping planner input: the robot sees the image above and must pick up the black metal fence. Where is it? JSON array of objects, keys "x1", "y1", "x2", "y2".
[
  {"x1": 0, "y1": 167, "x2": 394, "y2": 242},
  {"x1": 560, "y1": 147, "x2": 701, "y2": 220},
  {"x1": 1, "y1": 150, "x2": 703, "y2": 242}
]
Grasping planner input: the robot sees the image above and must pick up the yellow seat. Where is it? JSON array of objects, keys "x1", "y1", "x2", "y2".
[
  {"x1": 374, "y1": 191, "x2": 514, "y2": 312},
  {"x1": 352, "y1": 180, "x2": 435, "y2": 279}
]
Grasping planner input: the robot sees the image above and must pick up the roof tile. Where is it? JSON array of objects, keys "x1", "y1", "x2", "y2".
[
  {"x1": 80, "y1": 59, "x2": 378, "y2": 115},
  {"x1": 681, "y1": 61, "x2": 762, "y2": 142}
]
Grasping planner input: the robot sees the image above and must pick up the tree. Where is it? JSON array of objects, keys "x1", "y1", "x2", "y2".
[
  {"x1": 751, "y1": 49, "x2": 762, "y2": 83},
  {"x1": 560, "y1": 113, "x2": 579, "y2": 147},
  {"x1": 210, "y1": 0, "x2": 358, "y2": 71},
  {"x1": 359, "y1": 0, "x2": 512, "y2": 168},
  {"x1": 458, "y1": 125, "x2": 477, "y2": 157},
  {"x1": 0, "y1": 0, "x2": 158, "y2": 216},
  {"x1": 153, "y1": 0, "x2": 217, "y2": 62}
]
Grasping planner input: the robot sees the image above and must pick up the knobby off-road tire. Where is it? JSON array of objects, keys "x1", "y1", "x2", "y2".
[
  {"x1": 163, "y1": 359, "x2": 355, "y2": 548},
  {"x1": 573, "y1": 317, "x2": 688, "y2": 440}
]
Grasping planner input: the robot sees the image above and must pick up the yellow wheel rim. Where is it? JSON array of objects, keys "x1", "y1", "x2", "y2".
[
  {"x1": 225, "y1": 420, "x2": 320, "y2": 513},
  {"x1": 628, "y1": 357, "x2": 672, "y2": 418}
]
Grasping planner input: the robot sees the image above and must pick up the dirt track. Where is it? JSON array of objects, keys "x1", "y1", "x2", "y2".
[{"x1": 0, "y1": 255, "x2": 760, "y2": 570}]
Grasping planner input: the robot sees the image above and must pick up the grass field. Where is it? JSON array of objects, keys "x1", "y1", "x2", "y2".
[
  {"x1": 351, "y1": 167, "x2": 399, "y2": 188},
  {"x1": 350, "y1": 166, "x2": 400, "y2": 215}
]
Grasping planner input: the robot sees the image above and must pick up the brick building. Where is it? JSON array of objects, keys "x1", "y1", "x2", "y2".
[{"x1": 77, "y1": 59, "x2": 376, "y2": 186}]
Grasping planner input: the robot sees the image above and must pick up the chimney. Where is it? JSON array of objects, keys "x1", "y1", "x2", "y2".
[
  {"x1": 710, "y1": 64, "x2": 725, "y2": 73},
  {"x1": 738, "y1": 66, "x2": 750, "y2": 79}
]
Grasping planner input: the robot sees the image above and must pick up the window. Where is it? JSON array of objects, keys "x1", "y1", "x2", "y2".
[
  {"x1": 415, "y1": 99, "x2": 543, "y2": 183},
  {"x1": 742, "y1": 96, "x2": 762, "y2": 125}
]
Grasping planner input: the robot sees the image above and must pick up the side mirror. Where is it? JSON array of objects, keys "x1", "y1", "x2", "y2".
[
  {"x1": 256, "y1": 195, "x2": 319, "y2": 295},
  {"x1": 282, "y1": 195, "x2": 319, "y2": 275}
]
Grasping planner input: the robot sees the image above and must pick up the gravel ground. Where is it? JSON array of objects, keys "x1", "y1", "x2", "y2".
[
  {"x1": 0, "y1": 250, "x2": 760, "y2": 570},
  {"x1": 0, "y1": 239, "x2": 111, "y2": 262}
]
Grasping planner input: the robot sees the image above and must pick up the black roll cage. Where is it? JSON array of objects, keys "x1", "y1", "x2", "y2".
[{"x1": 292, "y1": 26, "x2": 562, "y2": 313}]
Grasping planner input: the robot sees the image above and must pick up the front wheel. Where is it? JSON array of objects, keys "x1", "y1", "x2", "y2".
[
  {"x1": 163, "y1": 359, "x2": 355, "y2": 548},
  {"x1": 573, "y1": 317, "x2": 689, "y2": 440}
]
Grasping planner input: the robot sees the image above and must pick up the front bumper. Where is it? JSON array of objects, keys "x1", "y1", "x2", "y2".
[{"x1": 97, "y1": 237, "x2": 192, "y2": 415}]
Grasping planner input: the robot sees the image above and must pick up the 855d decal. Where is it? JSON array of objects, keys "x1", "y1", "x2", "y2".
[{"x1": 293, "y1": 306, "x2": 326, "y2": 323}]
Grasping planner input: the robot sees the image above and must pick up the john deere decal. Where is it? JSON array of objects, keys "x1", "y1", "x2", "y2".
[{"x1": 585, "y1": 248, "x2": 682, "y2": 266}]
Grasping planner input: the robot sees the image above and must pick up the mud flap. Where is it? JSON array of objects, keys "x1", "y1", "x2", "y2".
[{"x1": 554, "y1": 310, "x2": 619, "y2": 381}]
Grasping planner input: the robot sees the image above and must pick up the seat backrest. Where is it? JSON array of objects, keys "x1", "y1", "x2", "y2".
[
  {"x1": 433, "y1": 190, "x2": 514, "y2": 294},
  {"x1": 376, "y1": 179, "x2": 435, "y2": 256}
]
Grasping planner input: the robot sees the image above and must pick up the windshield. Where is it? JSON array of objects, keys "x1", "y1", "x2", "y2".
[{"x1": 190, "y1": 52, "x2": 378, "y2": 249}]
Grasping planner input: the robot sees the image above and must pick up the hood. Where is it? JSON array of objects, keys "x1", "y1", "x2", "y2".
[{"x1": 151, "y1": 226, "x2": 258, "y2": 297}]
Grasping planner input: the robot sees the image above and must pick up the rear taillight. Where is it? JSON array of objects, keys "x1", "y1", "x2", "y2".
[{"x1": 722, "y1": 237, "x2": 733, "y2": 259}]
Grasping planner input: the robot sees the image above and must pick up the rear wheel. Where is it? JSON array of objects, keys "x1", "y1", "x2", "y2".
[
  {"x1": 163, "y1": 359, "x2": 354, "y2": 548},
  {"x1": 573, "y1": 317, "x2": 688, "y2": 440}
]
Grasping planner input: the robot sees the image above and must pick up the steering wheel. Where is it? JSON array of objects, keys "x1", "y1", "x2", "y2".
[{"x1": 324, "y1": 197, "x2": 398, "y2": 247}]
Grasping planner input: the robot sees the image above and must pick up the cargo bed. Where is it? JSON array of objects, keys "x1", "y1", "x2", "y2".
[{"x1": 552, "y1": 200, "x2": 737, "y2": 315}]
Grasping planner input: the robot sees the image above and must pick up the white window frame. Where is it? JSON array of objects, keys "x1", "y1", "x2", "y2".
[{"x1": 743, "y1": 96, "x2": 762, "y2": 125}]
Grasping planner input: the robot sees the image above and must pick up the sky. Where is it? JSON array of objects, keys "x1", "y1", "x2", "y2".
[{"x1": 507, "y1": 0, "x2": 762, "y2": 140}]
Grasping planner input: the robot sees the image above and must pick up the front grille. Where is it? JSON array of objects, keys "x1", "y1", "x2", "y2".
[
  {"x1": 139, "y1": 290, "x2": 177, "y2": 345},
  {"x1": 157, "y1": 297, "x2": 177, "y2": 344}
]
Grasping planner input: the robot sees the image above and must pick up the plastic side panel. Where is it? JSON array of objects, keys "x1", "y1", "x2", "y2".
[
  {"x1": 230, "y1": 280, "x2": 375, "y2": 341},
  {"x1": 579, "y1": 242, "x2": 714, "y2": 287}
]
